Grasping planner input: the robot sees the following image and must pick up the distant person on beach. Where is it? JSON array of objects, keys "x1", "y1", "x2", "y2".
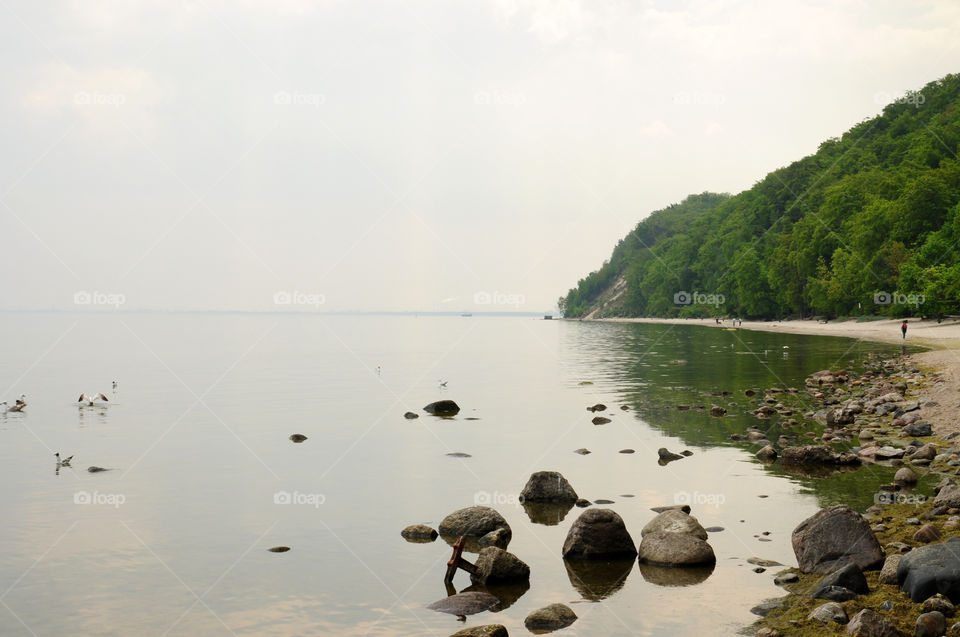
[{"x1": 902, "y1": 320, "x2": 908, "y2": 339}]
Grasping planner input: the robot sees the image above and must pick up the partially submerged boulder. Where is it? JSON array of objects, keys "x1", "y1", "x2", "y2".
[
  {"x1": 520, "y1": 471, "x2": 578, "y2": 503},
  {"x1": 562, "y1": 508, "x2": 637, "y2": 559},
  {"x1": 400, "y1": 524, "x2": 437, "y2": 542},
  {"x1": 637, "y1": 531, "x2": 716, "y2": 567},
  {"x1": 640, "y1": 509, "x2": 708, "y2": 540},
  {"x1": 426, "y1": 591, "x2": 500, "y2": 615},
  {"x1": 791, "y1": 505, "x2": 884, "y2": 574},
  {"x1": 439, "y1": 506, "x2": 512, "y2": 549},
  {"x1": 781, "y1": 445, "x2": 860, "y2": 466},
  {"x1": 470, "y1": 547, "x2": 530, "y2": 585},
  {"x1": 424, "y1": 400, "x2": 460, "y2": 417}
]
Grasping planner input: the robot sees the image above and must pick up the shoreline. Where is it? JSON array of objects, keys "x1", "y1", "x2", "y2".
[{"x1": 587, "y1": 316, "x2": 960, "y2": 439}]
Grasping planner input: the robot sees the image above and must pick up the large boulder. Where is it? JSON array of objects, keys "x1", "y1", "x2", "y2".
[
  {"x1": 524, "y1": 603, "x2": 577, "y2": 632},
  {"x1": 640, "y1": 510, "x2": 708, "y2": 540},
  {"x1": 519, "y1": 471, "x2": 578, "y2": 503},
  {"x1": 426, "y1": 591, "x2": 500, "y2": 615},
  {"x1": 439, "y1": 507, "x2": 512, "y2": 549},
  {"x1": 897, "y1": 537, "x2": 960, "y2": 602},
  {"x1": 792, "y1": 505, "x2": 884, "y2": 574},
  {"x1": 781, "y1": 445, "x2": 860, "y2": 466},
  {"x1": 424, "y1": 400, "x2": 461, "y2": 417},
  {"x1": 470, "y1": 547, "x2": 530, "y2": 585},
  {"x1": 637, "y1": 531, "x2": 716, "y2": 567},
  {"x1": 562, "y1": 508, "x2": 637, "y2": 559}
]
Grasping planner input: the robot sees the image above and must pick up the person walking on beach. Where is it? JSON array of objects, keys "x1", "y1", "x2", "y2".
[{"x1": 901, "y1": 320, "x2": 908, "y2": 339}]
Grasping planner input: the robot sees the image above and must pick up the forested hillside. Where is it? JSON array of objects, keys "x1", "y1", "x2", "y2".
[{"x1": 560, "y1": 74, "x2": 960, "y2": 320}]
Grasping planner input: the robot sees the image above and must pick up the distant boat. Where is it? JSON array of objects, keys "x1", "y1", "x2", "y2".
[
  {"x1": 461, "y1": 313, "x2": 472, "y2": 317},
  {"x1": 544, "y1": 315, "x2": 553, "y2": 320}
]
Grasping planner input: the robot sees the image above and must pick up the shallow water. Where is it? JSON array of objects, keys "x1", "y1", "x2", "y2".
[{"x1": 0, "y1": 314, "x2": 921, "y2": 636}]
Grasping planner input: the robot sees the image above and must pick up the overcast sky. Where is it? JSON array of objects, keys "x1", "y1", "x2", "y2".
[{"x1": 1, "y1": 0, "x2": 958, "y2": 313}]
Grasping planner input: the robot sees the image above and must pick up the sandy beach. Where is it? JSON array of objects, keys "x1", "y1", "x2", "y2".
[{"x1": 593, "y1": 317, "x2": 960, "y2": 437}]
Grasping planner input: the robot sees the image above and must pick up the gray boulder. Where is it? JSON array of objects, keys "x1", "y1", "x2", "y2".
[
  {"x1": 808, "y1": 601, "x2": 848, "y2": 625},
  {"x1": 524, "y1": 603, "x2": 577, "y2": 632},
  {"x1": 439, "y1": 506, "x2": 512, "y2": 548},
  {"x1": 637, "y1": 531, "x2": 716, "y2": 567},
  {"x1": 792, "y1": 504, "x2": 884, "y2": 574},
  {"x1": 845, "y1": 609, "x2": 899, "y2": 636},
  {"x1": 520, "y1": 471, "x2": 578, "y2": 503},
  {"x1": 562, "y1": 508, "x2": 637, "y2": 559},
  {"x1": 640, "y1": 510, "x2": 708, "y2": 540},
  {"x1": 470, "y1": 547, "x2": 530, "y2": 585},
  {"x1": 897, "y1": 537, "x2": 960, "y2": 602},
  {"x1": 934, "y1": 484, "x2": 960, "y2": 509},
  {"x1": 878, "y1": 554, "x2": 903, "y2": 585},
  {"x1": 903, "y1": 421, "x2": 933, "y2": 437}
]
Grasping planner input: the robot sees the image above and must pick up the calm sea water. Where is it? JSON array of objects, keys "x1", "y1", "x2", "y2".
[{"x1": 0, "y1": 313, "x2": 917, "y2": 636}]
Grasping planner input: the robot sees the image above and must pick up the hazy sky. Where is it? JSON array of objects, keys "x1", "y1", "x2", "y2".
[{"x1": 2, "y1": 0, "x2": 958, "y2": 313}]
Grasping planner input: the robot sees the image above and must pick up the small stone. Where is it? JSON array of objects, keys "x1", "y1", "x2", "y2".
[
  {"x1": 916, "y1": 611, "x2": 947, "y2": 637},
  {"x1": 592, "y1": 416, "x2": 611, "y2": 425},
  {"x1": 775, "y1": 571, "x2": 799, "y2": 585},
  {"x1": 401, "y1": 524, "x2": 438, "y2": 541},
  {"x1": 403, "y1": 411, "x2": 419, "y2": 419},
  {"x1": 450, "y1": 626, "x2": 508, "y2": 637},
  {"x1": 846, "y1": 608, "x2": 898, "y2": 636},
  {"x1": 573, "y1": 448, "x2": 591, "y2": 455},
  {"x1": 922, "y1": 593, "x2": 955, "y2": 617},
  {"x1": 619, "y1": 449, "x2": 635, "y2": 454},
  {"x1": 267, "y1": 546, "x2": 290, "y2": 552},
  {"x1": 524, "y1": 603, "x2": 577, "y2": 632},
  {"x1": 288, "y1": 434, "x2": 308, "y2": 442},
  {"x1": 914, "y1": 524, "x2": 941, "y2": 543},
  {"x1": 878, "y1": 554, "x2": 903, "y2": 585},
  {"x1": 808, "y1": 601, "x2": 848, "y2": 625}
]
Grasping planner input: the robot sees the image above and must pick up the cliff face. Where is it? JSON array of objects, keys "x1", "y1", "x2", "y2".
[{"x1": 561, "y1": 74, "x2": 960, "y2": 320}]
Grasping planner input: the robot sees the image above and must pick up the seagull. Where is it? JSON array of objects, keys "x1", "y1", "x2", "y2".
[
  {"x1": 438, "y1": 380, "x2": 448, "y2": 388},
  {"x1": 112, "y1": 381, "x2": 118, "y2": 391},
  {"x1": 2, "y1": 395, "x2": 26, "y2": 412},
  {"x1": 78, "y1": 393, "x2": 109, "y2": 406},
  {"x1": 55, "y1": 452, "x2": 73, "y2": 466}
]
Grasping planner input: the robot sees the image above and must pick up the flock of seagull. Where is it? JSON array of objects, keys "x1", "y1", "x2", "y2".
[{"x1": 2, "y1": 382, "x2": 118, "y2": 469}]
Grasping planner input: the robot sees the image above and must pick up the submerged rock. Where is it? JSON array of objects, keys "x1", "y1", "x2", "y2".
[
  {"x1": 562, "y1": 508, "x2": 637, "y2": 559},
  {"x1": 403, "y1": 411, "x2": 419, "y2": 419},
  {"x1": 519, "y1": 471, "x2": 578, "y2": 503},
  {"x1": 424, "y1": 400, "x2": 460, "y2": 417},
  {"x1": 87, "y1": 466, "x2": 110, "y2": 473},
  {"x1": 267, "y1": 546, "x2": 290, "y2": 552},
  {"x1": 450, "y1": 626, "x2": 508, "y2": 637},
  {"x1": 288, "y1": 434, "x2": 307, "y2": 442},
  {"x1": 591, "y1": 416, "x2": 611, "y2": 425},
  {"x1": 657, "y1": 448, "x2": 684, "y2": 462},
  {"x1": 781, "y1": 445, "x2": 860, "y2": 466},
  {"x1": 792, "y1": 504, "x2": 884, "y2": 574},
  {"x1": 426, "y1": 591, "x2": 500, "y2": 615}
]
